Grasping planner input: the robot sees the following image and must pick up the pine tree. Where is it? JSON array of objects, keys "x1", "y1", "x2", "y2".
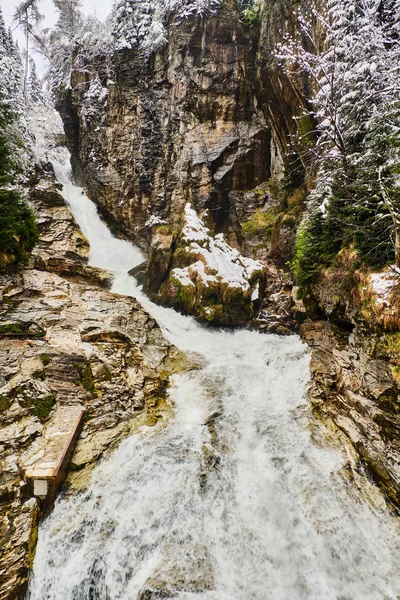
[
  {"x1": 111, "y1": 0, "x2": 221, "y2": 53},
  {"x1": 0, "y1": 18, "x2": 23, "y2": 108},
  {"x1": 0, "y1": 93, "x2": 38, "y2": 267},
  {"x1": 279, "y1": 0, "x2": 400, "y2": 285},
  {"x1": 46, "y1": 0, "x2": 83, "y2": 88},
  {"x1": 0, "y1": 7, "x2": 8, "y2": 51},
  {"x1": 8, "y1": 29, "x2": 19, "y2": 59},
  {"x1": 112, "y1": 0, "x2": 155, "y2": 51},
  {"x1": 27, "y1": 57, "x2": 43, "y2": 103},
  {"x1": 53, "y1": 0, "x2": 83, "y2": 37},
  {"x1": 13, "y1": 0, "x2": 43, "y2": 97}
]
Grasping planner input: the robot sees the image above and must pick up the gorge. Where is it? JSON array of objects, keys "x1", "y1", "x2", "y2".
[{"x1": 1, "y1": 0, "x2": 400, "y2": 598}]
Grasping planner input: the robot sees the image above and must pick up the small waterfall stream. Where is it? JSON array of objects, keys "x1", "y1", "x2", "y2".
[{"x1": 28, "y1": 161, "x2": 400, "y2": 599}]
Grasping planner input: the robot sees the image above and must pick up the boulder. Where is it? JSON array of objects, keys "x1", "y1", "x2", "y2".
[{"x1": 145, "y1": 204, "x2": 266, "y2": 326}]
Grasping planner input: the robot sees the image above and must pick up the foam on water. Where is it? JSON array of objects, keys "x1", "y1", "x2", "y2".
[{"x1": 29, "y1": 161, "x2": 400, "y2": 600}]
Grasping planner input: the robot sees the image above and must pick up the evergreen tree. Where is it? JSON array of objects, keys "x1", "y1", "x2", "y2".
[
  {"x1": 8, "y1": 29, "x2": 20, "y2": 60},
  {"x1": 0, "y1": 14, "x2": 24, "y2": 109},
  {"x1": 27, "y1": 57, "x2": 43, "y2": 103},
  {"x1": 279, "y1": 0, "x2": 400, "y2": 287},
  {"x1": 46, "y1": 0, "x2": 83, "y2": 88},
  {"x1": 0, "y1": 6, "x2": 8, "y2": 50},
  {"x1": 0, "y1": 94, "x2": 38, "y2": 267},
  {"x1": 53, "y1": 0, "x2": 83, "y2": 37},
  {"x1": 13, "y1": 0, "x2": 43, "y2": 97},
  {"x1": 111, "y1": 0, "x2": 220, "y2": 53},
  {"x1": 112, "y1": 0, "x2": 155, "y2": 51}
]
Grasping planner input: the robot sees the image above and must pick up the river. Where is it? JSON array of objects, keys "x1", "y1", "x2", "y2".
[{"x1": 28, "y1": 160, "x2": 400, "y2": 600}]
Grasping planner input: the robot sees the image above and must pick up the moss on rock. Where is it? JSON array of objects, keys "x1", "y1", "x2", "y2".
[
  {"x1": 0, "y1": 394, "x2": 11, "y2": 412},
  {"x1": 26, "y1": 393, "x2": 56, "y2": 422}
]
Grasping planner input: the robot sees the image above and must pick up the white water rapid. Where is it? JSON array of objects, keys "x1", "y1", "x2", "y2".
[{"x1": 29, "y1": 162, "x2": 400, "y2": 600}]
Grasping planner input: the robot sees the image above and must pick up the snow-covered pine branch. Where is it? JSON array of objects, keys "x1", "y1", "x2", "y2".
[
  {"x1": 279, "y1": 0, "x2": 400, "y2": 275},
  {"x1": 111, "y1": 0, "x2": 222, "y2": 54}
]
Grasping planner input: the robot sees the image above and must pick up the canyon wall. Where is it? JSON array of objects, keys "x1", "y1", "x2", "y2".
[
  {"x1": 55, "y1": 0, "x2": 400, "y2": 505},
  {"x1": 61, "y1": 6, "x2": 269, "y2": 248},
  {"x1": 58, "y1": 0, "x2": 319, "y2": 247}
]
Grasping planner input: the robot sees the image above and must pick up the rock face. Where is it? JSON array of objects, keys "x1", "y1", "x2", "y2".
[
  {"x1": 0, "y1": 170, "x2": 182, "y2": 600},
  {"x1": 256, "y1": 0, "x2": 319, "y2": 164},
  {"x1": 59, "y1": 0, "x2": 319, "y2": 240},
  {"x1": 302, "y1": 266, "x2": 400, "y2": 505},
  {"x1": 55, "y1": 0, "x2": 325, "y2": 318},
  {"x1": 61, "y1": 6, "x2": 273, "y2": 249}
]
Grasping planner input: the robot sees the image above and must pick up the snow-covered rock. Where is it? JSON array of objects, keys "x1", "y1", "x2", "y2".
[
  {"x1": 145, "y1": 204, "x2": 266, "y2": 325},
  {"x1": 370, "y1": 266, "x2": 400, "y2": 308}
]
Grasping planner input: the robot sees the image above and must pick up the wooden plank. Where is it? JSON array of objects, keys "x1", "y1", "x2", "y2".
[{"x1": 24, "y1": 405, "x2": 85, "y2": 500}]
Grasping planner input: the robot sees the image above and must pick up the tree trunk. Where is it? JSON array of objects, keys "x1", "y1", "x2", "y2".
[
  {"x1": 23, "y1": 11, "x2": 29, "y2": 98},
  {"x1": 395, "y1": 228, "x2": 400, "y2": 268}
]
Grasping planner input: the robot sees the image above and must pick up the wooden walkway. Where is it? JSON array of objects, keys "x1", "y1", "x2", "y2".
[{"x1": 24, "y1": 405, "x2": 85, "y2": 499}]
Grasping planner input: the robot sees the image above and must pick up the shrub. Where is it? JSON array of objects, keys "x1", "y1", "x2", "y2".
[{"x1": 292, "y1": 206, "x2": 342, "y2": 291}]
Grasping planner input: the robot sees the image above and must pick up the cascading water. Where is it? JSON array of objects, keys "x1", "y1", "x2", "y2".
[{"x1": 29, "y1": 160, "x2": 400, "y2": 600}]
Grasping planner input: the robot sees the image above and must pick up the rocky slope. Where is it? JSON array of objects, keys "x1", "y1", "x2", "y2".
[{"x1": 0, "y1": 167, "x2": 184, "y2": 600}]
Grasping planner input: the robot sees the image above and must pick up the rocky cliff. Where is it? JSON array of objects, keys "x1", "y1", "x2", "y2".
[
  {"x1": 0, "y1": 167, "x2": 184, "y2": 600},
  {"x1": 63, "y1": 6, "x2": 271, "y2": 244},
  {"x1": 58, "y1": 0, "x2": 321, "y2": 327},
  {"x1": 300, "y1": 260, "x2": 400, "y2": 506}
]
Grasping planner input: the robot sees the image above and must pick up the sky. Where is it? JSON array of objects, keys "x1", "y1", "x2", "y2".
[{"x1": 1, "y1": 0, "x2": 114, "y2": 74}]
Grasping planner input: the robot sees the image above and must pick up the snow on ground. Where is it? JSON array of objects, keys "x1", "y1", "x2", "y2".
[
  {"x1": 370, "y1": 266, "x2": 400, "y2": 306},
  {"x1": 171, "y1": 204, "x2": 263, "y2": 293}
]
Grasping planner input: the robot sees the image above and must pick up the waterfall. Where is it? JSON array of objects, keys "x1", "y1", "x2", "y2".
[{"x1": 29, "y1": 161, "x2": 400, "y2": 600}]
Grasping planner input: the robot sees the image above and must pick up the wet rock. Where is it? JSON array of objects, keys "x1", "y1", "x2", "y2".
[
  {"x1": 250, "y1": 278, "x2": 302, "y2": 333},
  {"x1": 30, "y1": 177, "x2": 89, "y2": 264},
  {"x1": 70, "y1": 422, "x2": 130, "y2": 470},
  {"x1": 138, "y1": 542, "x2": 214, "y2": 600},
  {"x1": 301, "y1": 320, "x2": 400, "y2": 505},
  {"x1": 0, "y1": 497, "x2": 39, "y2": 600},
  {"x1": 128, "y1": 261, "x2": 148, "y2": 286},
  {"x1": 55, "y1": 3, "x2": 319, "y2": 331}
]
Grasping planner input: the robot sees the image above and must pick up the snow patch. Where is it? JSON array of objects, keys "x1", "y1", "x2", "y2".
[
  {"x1": 26, "y1": 102, "x2": 65, "y2": 163},
  {"x1": 171, "y1": 204, "x2": 264, "y2": 294},
  {"x1": 145, "y1": 215, "x2": 166, "y2": 228},
  {"x1": 370, "y1": 266, "x2": 400, "y2": 306}
]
